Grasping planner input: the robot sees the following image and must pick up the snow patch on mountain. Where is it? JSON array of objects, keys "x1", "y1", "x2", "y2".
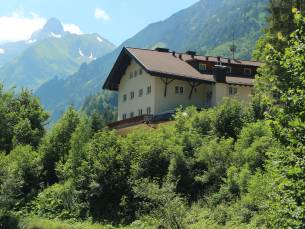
[
  {"x1": 89, "y1": 52, "x2": 97, "y2": 60},
  {"x1": 27, "y1": 39, "x2": 37, "y2": 44},
  {"x1": 0, "y1": 48, "x2": 5, "y2": 54},
  {"x1": 97, "y1": 36, "x2": 103, "y2": 42},
  {"x1": 79, "y1": 48, "x2": 85, "y2": 57},
  {"x1": 51, "y1": 32, "x2": 62, "y2": 38}
]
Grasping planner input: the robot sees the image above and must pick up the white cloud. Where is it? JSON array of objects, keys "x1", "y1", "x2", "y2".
[
  {"x1": 0, "y1": 48, "x2": 5, "y2": 54},
  {"x1": 63, "y1": 24, "x2": 83, "y2": 35},
  {"x1": 94, "y1": 8, "x2": 110, "y2": 21},
  {"x1": 0, "y1": 13, "x2": 46, "y2": 42}
]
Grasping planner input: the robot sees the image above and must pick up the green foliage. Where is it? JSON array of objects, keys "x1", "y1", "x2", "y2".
[
  {"x1": 0, "y1": 145, "x2": 42, "y2": 211},
  {"x1": 133, "y1": 179, "x2": 188, "y2": 229},
  {"x1": 0, "y1": 86, "x2": 48, "y2": 153},
  {"x1": 40, "y1": 107, "x2": 80, "y2": 185},
  {"x1": 214, "y1": 99, "x2": 250, "y2": 140},
  {"x1": 32, "y1": 181, "x2": 84, "y2": 220}
]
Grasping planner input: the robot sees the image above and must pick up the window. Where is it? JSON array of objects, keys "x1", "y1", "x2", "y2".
[
  {"x1": 180, "y1": 87, "x2": 184, "y2": 94},
  {"x1": 130, "y1": 91, "x2": 135, "y2": 100},
  {"x1": 123, "y1": 114, "x2": 127, "y2": 120},
  {"x1": 199, "y1": 63, "x2": 207, "y2": 71},
  {"x1": 147, "y1": 86, "x2": 152, "y2": 94},
  {"x1": 227, "y1": 66, "x2": 232, "y2": 73},
  {"x1": 244, "y1": 68, "x2": 252, "y2": 76},
  {"x1": 206, "y1": 91, "x2": 213, "y2": 107},
  {"x1": 147, "y1": 107, "x2": 151, "y2": 114},
  {"x1": 134, "y1": 70, "x2": 138, "y2": 77},
  {"x1": 139, "y1": 69, "x2": 143, "y2": 75},
  {"x1": 175, "y1": 86, "x2": 184, "y2": 94},
  {"x1": 123, "y1": 94, "x2": 127, "y2": 102},
  {"x1": 229, "y1": 87, "x2": 238, "y2": 95},
  {"x1": 138, "y1": 109, "x2": 143, "y2": 116},
  {"x1": 139, "y1": 89, "x2": 143, "y2": 97},
  {"x1": 130, "y1": 112, "x2": 134, "y2": 118},
  {"x1": 129, "y1": 72, "x2": 133, "y2": 79}
]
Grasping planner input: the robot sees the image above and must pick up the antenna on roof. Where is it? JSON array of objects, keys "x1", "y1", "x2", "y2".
[{"x1": 230, "y1": 30, "x2": 237, "y2": 59}]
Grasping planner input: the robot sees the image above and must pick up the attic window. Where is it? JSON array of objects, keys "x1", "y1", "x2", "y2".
[
  {"x1": 199, "y1": 63, "x2": 207, "y2": 71},
  {"x1": 123, "y1": 94, "x2": 127, "y2": 102},
  {"x1": 139, "y1": 69, "x2": 143, "y2": 75},
  {"x1": 227, "y1": 66, "x2": 232, "y2": 73},
  {"x1": 129, "y1": 72, "x2": 133, "y2": 79},
  {"x1": 134, "y1": 70, "x2": 138, "y2": 77},
  {"x1": 244, "y1": 68, "x2": 252, "y2": 76}
]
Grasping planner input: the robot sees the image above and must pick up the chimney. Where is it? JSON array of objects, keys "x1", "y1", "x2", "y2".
[
  {"x1": 172, "y1": 51, "x2": 176, "y2": 57},
  {"x1": 228, "y1": 59, "x2": 231, "y2": 64},
  {"x1": 186, "y1": 51, "x2": 196, "y2": 58},
  {"x1": 179, "y1": 54, "x2": 183, "y2": 60},
  {"x1": 206, "y1": 56, "x2": 209, "y2": 61},
  {"x1": 155, "y1": 47, "x2": 170, "y2": 52},
  {"x1": 213, "y1": 65, "x2": 228, "y2": 83}
]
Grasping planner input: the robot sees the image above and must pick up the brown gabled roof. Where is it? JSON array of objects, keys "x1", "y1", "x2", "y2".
[
  {"x1": 103, "y1": 47, "x2": 262, "y2": 91},
  {"x1": 126, "y1": 47, "x2": 214, "y2": 83}
]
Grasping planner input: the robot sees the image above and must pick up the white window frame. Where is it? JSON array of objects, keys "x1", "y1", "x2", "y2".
[
  {"x1": 244, "y1": 68, "x2": 252, "y2": 76},
  {"x1": 229, "y1": 86, "x2": 238, "y2": 96},
  {"x1": 199, "y1": 63, "x2": 207, "y2": 71},
  {"x1": 147, "y1": 107, "x2": 151, "y2": 114},
  {"x1": 175, "y1": 86, "x2": 184, "y2": 95},
  {"x1": 139, "y1": 89, "x2": 143, "y2": 97},
  {"x1": 130, "y1": 91, "x2": 135, "y2": 100},
  {"x1": 123, "y1": 94, "x2": 127, "y2": 102},
  {"x1": 147, "y1": 86, "x2": 152, "y2": 95}
]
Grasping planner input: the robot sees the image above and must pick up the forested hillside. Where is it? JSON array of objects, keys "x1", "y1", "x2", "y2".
[{"x1": 36, "y1": 0, "x2": 268, "y2": 123}]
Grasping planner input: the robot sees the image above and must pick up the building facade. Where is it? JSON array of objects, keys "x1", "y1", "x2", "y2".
[{"x1": 103, "y1": 47, "x2": 261, "y2": 129}]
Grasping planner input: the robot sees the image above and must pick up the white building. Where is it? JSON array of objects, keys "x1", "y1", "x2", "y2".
[{"x1": 103, "y1": 47, "x2": 261, "y2": 130}]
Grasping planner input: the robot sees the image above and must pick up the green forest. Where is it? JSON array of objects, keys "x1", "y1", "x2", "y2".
[{"x1": 1, "y1": 1, "x2": 305, "y2": 228}]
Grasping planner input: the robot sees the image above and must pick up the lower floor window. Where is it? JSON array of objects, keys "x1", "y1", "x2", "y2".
[
  {"x1": 229, "y1": 87, "x2": 238, "y2": 95},
  {"x1": 130, "y1": 112, "x2": 134, "y2": 118},
  {"x1": 138, "y1": 109, "x2": 143, "y2": 116},
  {"x1": 147, "y1": 107, "x2": 151, "y2": 114},
  {"x1": 123, "y1": 114, "x2": 127, "y2": 120}
]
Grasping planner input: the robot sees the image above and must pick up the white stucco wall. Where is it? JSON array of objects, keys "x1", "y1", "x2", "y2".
[
  {"x1": 154, "y1": 78, "x2": 212, "y2": 114},
  {"x1": 212, "y1": 84, "x2": 253, "y2": 105},
  {"x1": 118, "y1": 60, "x2": 156, "y2": 121},
  {"x1": 117, "y1": 60, "x2": 253, "y2": 121}
]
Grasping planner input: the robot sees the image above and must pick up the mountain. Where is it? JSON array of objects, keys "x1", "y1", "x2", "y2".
[
  {"x1": 36, "y1": 0, "x2": 268, "y2": 122},
  {"x1": 0, "y1": 18, "x2": 116, "y2": 90},
  {"x1": 30, "y1": 17, "x2": 65, "y2": 41}
]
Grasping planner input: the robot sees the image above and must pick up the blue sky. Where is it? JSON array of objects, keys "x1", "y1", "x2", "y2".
[{"x1": 0, "y1": 0, "x2": 199, "y2": 45}]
